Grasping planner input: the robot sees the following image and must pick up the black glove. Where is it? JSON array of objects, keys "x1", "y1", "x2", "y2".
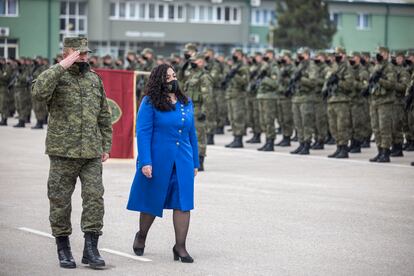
[
  {"x1": 197, "y1": 113, "x2": 206, "y2": 122},
  {"x1": 361, "y1": 87, "x2": 370, "y2": 98}
]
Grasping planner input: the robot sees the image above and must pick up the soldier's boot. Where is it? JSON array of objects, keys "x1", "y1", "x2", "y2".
[
  {"x1": 246, "y1": 133, "x2": 261, "y2": 144},
  {"x1": 335, "y1": 145, "x2": 349, "y2": 159},
  {"x1": 377, "y1": 148, "x2": 391, "y2": 163},
  {"x1": 261, "y1": 139, "x2": 274, "y2": 152},
  {"x1": 13, "y1": 120, "x2": 25, "y2": 128},
  {"x1": 390, "y1": 143, "x2": 404, "y2": 157},
  {"x1": 56, "y1": 236, "x2": 76, "y2": 269},
  {"x1": 198, "y1": 156, "x2": 205, "y2": 171},
  {"x1": 298, "y1": 142, "x2": 310, "y2": 155},
  {"x1": 82, "y1": 233, "x2": 105, "y2": 269},
  {"x1": 406, "y1": 140, "x2": 414, "y2": 152},
  {"x1": 206, "y1": 134, "x2": 215, "y2": 145},
  {"x1": 411, "y1": 161, "x2": 414, "y2": 166},
  {"x1": 290, "y1": 143, "x2": 304, "y2": 154},
  {"x1": 348, "y1": 139, "x2": 355, "y2": 151},
  {"x1": 31, "y1": 120, "x2": 44, "y2": 129},
  {"x1": 276, "y1": 127, "x2": 282, "y2": 134},
  {"x1": 361, "y1": 137, "x2": 371, "y2": 148},
  {"x1": 328, "y1": 146, "x2": 341, "y2": 158},
  {"x1": 325, "y1": 133, "x2": 336, "y2": 145},
  {"x1": 225, "y1": 137, "x2": 236, "y2": 148},
  {"x1": 25, "y1": 114, "x2": 31, "y2": 124},
  {"x1": 227, "y1": 136, "x2": 243, "y2": 148},
  {"x1": 349, "y1": 140, "x2": 361, "y2": 153},
  {"x1": 44, "y1": 114, "x2": 48, "y2": 125},
  {"x1": 369, "y1": 147, "x2": 382, "y2": 162},
  {"x1": 277, "y1": 136, "x2": 291, "y2": 147},
  {"x1": 0, "y1": 117, "x2": 7, "y2": 126},
  {"x1": 291, "y1": 132, "x2": 298, "y2": 142},
  {"x1": 311, "y1": 140, "x2": 324, "y2": 150},
  {"x1": 215, "y1": 126, "x2": 224, "y2": 135}
]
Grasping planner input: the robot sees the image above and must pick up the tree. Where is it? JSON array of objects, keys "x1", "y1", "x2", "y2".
[{"x1": 270, "y1": 0, "x2": 336, "y2": 49}]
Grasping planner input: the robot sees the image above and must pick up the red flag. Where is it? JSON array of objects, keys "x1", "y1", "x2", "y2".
[{"x1": 95, "y1": 69, "x2": 136, "y2": 159}]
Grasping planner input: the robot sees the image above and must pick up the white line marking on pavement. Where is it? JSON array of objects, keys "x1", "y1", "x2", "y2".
[
  {"x1": 18, "y1": 227, "x2": 54, "y2": 239},
  {"x1": 100, "y1": 248, "x2": 152, "y2": 262},
  {"x1": 17, "y1": 227, "x2": 152, "y2": 262}
]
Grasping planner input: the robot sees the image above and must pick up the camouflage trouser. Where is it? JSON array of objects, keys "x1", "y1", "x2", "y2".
[
  {"x1": 350, "y1": 99, "x2": 366, "y2": 142},
  {"x1": 314, "y1": 98, "x2": 328, "y2": 142},
  {"x1": 194, "y1": 114, "x2": 207, "y2": 157},
  {"x1": 206, "y1": 90, "x2": 217, "y2": 136},
  {"x1": 363, "y1": 99, "x2": 372, "y2": 139},
  {"x1": 32, "y1": 96, "x2": 48, "y2": 121},
  {"x1": 327, "y1": 102, "x2": 351, "y2": 146},
  {"x1": 258, "y1": 99, "x2": 277, "y2": 139},
  {"x1": 391, "y1": 100, "x2": 405, "y2": 144},
  {"x1": 246, "y1": 94, "x2": 261, "y2": 134},
  {"x1": 227, "y1": 96, "x2": 246, "y2": 136},
  {"x1": 215, "y1": 89, "x2": 227, "y2": 128},
  {"x1": 276, "y1": 97, "x2": 293, "y2": 137},
  {"x1": 14, "y1": 86, "x2": 32, "y2": 120},
  {"x1": 48, "y1": 156, "x2": 104, "y2": 237},
  {"x1": 292, "y1": 101, "x2": 315, "y2": 143},
  {"x1": 0, "y1": 86, "x2": 8, "y2": 119},
  {"x1": 370, "y1": 102, "x2": 393, "y2": 149}
]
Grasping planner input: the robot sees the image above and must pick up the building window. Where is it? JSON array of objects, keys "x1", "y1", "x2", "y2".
[
  {"x1": 189, "y1": 4, "x2": 242, "y2": 24},
  {"x1": 60, "y1": 1, "x2": 88, "y2": 43},
  {"x1": 0, "y1": 38, "x2": 18, "y2": 58},
  {"x1": 110, "y1": 1, "x2": 185, "y2": 22},
  {"x1": 357, "y1": 13, "x2": 371, "y2": 30},
  {"x1": 330, "y1": 12, "x2": 342, "y2": 28},
  {"x1": 251, "y1": 8, "x2": 276, "y2": 26},
  {"x1": 0, "y1": 0, "x2": 18, "y2": 16}
]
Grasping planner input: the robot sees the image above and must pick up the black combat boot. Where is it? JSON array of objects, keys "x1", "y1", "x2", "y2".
[
  {"x1": 0, "y1": 117, "x2": 7, "y2": 126},
  {"x1": 82, "y1": 233, "x2": 105, "y2": 269},
  {"x1": 276, "y1": 136, "x2": 291, "y2": 147},
  {"x1": 246, "y1": 133, "x2": 261, "y2": 144},
  {"x1": 25, "y1": 114, "x2": 31, "y2": 124},
  {"x1": 390, "y1": 143, "x2": 404, "y2": 157},
  {"x1": 349, "y1": 140, "x2": 361, "y2": 153},
  {"x1": 311, "y1": 140, "x2": 324, "y2": 150},
  {"x1": 261, "y1": 139, "x2": 274, "y2": 152},
  {"x1": 198, "y1": 156, "x2": 205, "y2": 171},
  {"x1": 225, "y1": 136, "x2": 236, "y2": 148},
  {"x1": 290, "y1": 143, "x2": 304, "y2": 154},
  {"x1": 13, "y1": 119, "x2": 25, "y2": 128},
  {"x1": 361, "y1": 137, "x2": 371, "y2": 148},
  {"x1": 227, "y1": 135, "x2": 243, "y2": 148},
  {"x1": 299, "y1": 142, "x2": 310, "y2": 155},
  {"x1": 206, "y1": 134, "x2": 214, "y2": 145},
  {"x1": 215, "y1": 126, "x2": 224, "y2": 135},
  {"x1": 56, "y1": 236, "x2": 76, "y2": 269},
  {"x1": 328, "y1": 146, "x2": 341, "y2": 158},
  {"x1": 291, "y1": 132, "x2": 298, "y2": 142},
  {"x1": 325, "y1": 133, "x2": 336, "y2": 145},
  {"x1": 369, "y1": 147, "x2": 382, "y2": 162},
  {"x1": 411, "y1": 161, "x2": 414, "y2": 166},
  {"x1": 31, "y1": 120, "x2": 44, "y2": 129},
  {"x1": 405, "y1": 140, "x2": 414, "y2": 152},
  {"x1": 377, "y1": 148, "x2": 391, "y2": 163},
  {"x1": 335, "y1": 145, "x2": 349, "y2": 159}
]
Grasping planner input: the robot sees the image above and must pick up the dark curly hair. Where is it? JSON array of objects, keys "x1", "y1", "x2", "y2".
[{"x1": 144, "y1": 64, "x2": 188, "y2": 111}]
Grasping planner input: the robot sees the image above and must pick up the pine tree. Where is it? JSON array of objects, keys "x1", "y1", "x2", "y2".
[{"x1": 270, "y1": 0, "x2": 336, "y2": 49}]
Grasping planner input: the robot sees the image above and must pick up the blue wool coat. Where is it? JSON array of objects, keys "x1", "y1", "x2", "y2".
[{"x1": 127, "y1": 96, "x2": 199, "y2": 217}]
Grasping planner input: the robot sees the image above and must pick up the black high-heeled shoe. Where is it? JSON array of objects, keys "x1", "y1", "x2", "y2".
[
  {"x1": 133, "y1": 232, "x2": 145, "y2": 256},
  {"x1": 172, "y1": 246, "x2": 194, "y2": 263}
]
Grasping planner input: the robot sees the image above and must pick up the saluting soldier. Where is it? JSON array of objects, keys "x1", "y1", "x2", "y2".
[{"x1": 32, "y1": 37, "x2": 113, "y2": 269}]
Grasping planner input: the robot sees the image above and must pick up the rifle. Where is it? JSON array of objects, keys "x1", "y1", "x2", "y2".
[
  {"x1": 361, "y1": 66, "x2": 385, "y2": 98},
  {"x1": 405, "y1": 84, "x2": 414, "y2": 111},
  {"x1": 284, "y1": 66, "x2": 305, "y2": 97},
  {"x1": 7, "y1": 70, "x2": 19, "y2": 90},
  {"x1": 249, "y1": 69, "x2": 268, "y2": 93},
  {"x1": 322, "y1": 73, "x2": 339, "y2": 100},
  {"x1": 221, "y1": 63, "x2": 242, "y2": 90}
]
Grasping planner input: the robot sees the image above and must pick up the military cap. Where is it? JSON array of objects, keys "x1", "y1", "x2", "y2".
[
  {"x1": 157, "y1": 55, "x2": 164, "y2": 60},
  {"x1": 126, "y1": 51, "x2": 136, "y2": 56},
  {"x1": 189, "y1": 53, "x2": 205, "y2": 61},
  {"x1": 393, "y1": 50, "x2": 405, "y2": 57},
  {"x1": 350, "y1": 51, "x2": 361, "y2": 57},
  {"x1": 170, "y1": 53, "x2": 180, "y2": 59},
  {"x1": 254, "y1": 51, "x2": 262, "y2": 56},
  {"x1": 376, "y1": 46, "x2": 389, "y2": 53},
  {"x1": 361, "y1": 51, "x2": 371, "y2": 57},
  {"x1": 203, "y1": 47, "x2": 215, "y2": 54},
  {"x1": 297, "y1": 47, "x2": 311, "y2": 55},
  {"x1": 103, "y1": 54, "x2": 112, "y2": 59},
  {"x1": 280, "y1": 50, "x2": 292, "y2": 58},
  {"x1": 233, "y1": 48, "x2": 244, "y2": 55},
  {"x1": 315, "y1": 50, "x2": 326, "y2": 58},
  {"x1": 406, "y1": 50, "x2": 414, "y2": 57},
  {"x1": 184, "y1": 43, "x2": 198, "y2": 52},
  {"x1": 335, "y1": 46, "x2": 346, "y2": 55},
  {"x1": 63, "y1": 37, "x2": 91, "y2": 52},
  {"x1": 265, "y1": 48, "x2": 275, "y2": 55},
  {"x1": 141, "y1": 48, "x2": 154, "y2": 55}
]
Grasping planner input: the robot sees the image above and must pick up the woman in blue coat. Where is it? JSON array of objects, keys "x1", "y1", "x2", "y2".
[{"x1": 127, "y1": 64, "x2": 199, "y2": 263}]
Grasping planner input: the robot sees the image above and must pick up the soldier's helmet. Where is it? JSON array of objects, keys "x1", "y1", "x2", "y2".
[
  {"x1": 141, "y1": 48, "x2": 154, "y2": 56},
  {"x1": 184, "y1": 43, "x2": 198, "y2": 53},
  {"x1": 63, "y1": 37, "x2": 92, "y2": 53},
  {"x1": 189, "y1": 53, "x2": 205, "y2": 61},
  {"x1": 280, "y1": 49, "x2": 292, "y2": 59},
  {"x1": 334, "y1": 46, "x2": 346, "y2": 55},
  {"x1": 376, "y1": 46, "x2": 389, "y2": 54},
  {"x1": 297, "y1": 47, "x2": 311, "y2": 55}
]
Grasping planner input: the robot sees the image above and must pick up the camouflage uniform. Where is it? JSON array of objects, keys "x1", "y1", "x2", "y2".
[
  {"x1": 13, "y1": 62, "x2": 33, "y2": 126},
  {"x1": 246, "y1": 54, "x2": 262, "y2": 141},
  {"x1": 0, "y1": 62, "x2": 13, "y2": 124},
  {"x1": 32, "y1": 37, "x2": 113, "y2": 237},
  {"x1": 406, "y1": 54, "x2": 414, "y2": 150},
  {"x1": 32, "y1": 60, "x2": 49, "y2": 126}
]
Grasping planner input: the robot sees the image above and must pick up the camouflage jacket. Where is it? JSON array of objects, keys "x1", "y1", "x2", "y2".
[
  {"x1": 32, "y1": 64, "x2": 113, "y2": 158},
  {"x1": 0, "y1": 64, "x2": 13, "y2": 87},
  {"x1": 15, "y1": 65, "x2": 32, "y2": 88},
  {"x1": 292, "y1": 59, "x2": 318, "y2": 103},
  {"x1": 326, "y1": 61, "x2": 354, "y2": 104},
  {"x1": 350, "y1": 64, "x2": 369, "y2": 101},
  {"x1": 369, "y1": 61, "x2": 396, "y2": 105},
  {"x1": 257, "y1": 61, "x2": 279, "y2": 100},
  {"x1": 394, "y1": 64, "x2": 410, "y2": 99},
  {"x1": 184, "y1": 68, "x2": 212, "y2": 116},
  {"x1": 276, "y1": 63, "x2": 294, "y2": 99},
  {"x1": 225, "y1": 61, "x2": 249, "y2": 99},
  {"x1": 205, "y1": 59, "x2": 223, "y2": 89}
]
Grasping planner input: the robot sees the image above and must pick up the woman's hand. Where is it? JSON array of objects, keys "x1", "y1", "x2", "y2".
[
  {"x1": 194, "y1": 168, "x2": 198, "y2": 177},
  {"x1": 142, "y1": 165, "x2": 152, "y2": 178}
]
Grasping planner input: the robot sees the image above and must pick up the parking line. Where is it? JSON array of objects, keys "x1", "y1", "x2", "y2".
[{"x1": 17, "y1": 227, "x2": 152, "y2": 262}]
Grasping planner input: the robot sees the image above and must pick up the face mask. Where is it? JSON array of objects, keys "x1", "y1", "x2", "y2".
[
  {"x1": 232, "y1": 55, "x2": 238, "y2": 62},
  {"x1": 314, "y1": 59, "x2": 321, "y2": 65},
  {"x1": 190, "y1": 62, "x2": 197, "y2": 69},
  {"x1": 325, "y1": 60, "x2": 331, "y2": 65},
  {"x1": 391, "y1": 58, "x2": 397, "y2": 66},
  {"x1": 360, "y1": 58, "x2": 366, "y2": 66},
  {"x1": 335, "y1": 55, "x2": 342, "y2": 63},
  {"x1": 376, "y1": 53, "x2": 384, "y2": 62},
  {"x1": 167, "y1": 79, "x2": 179, "y2": 93},
  {"x1": 349, "y1": 60, "x2": 356, "y2": 66},
  {"x1": 263, "y1": 56, "x2": 270, "y2": 62},
  {"x1": 204, "y1": 56, "x2": 210, "y2": 62},
  {"x1": 252, "y1": 59, "x2": 257, "y2": 65},
  {"x1": 405, "y1": 59, "x2": 412, "y2": 66},
  {"x1": 184, "y1": 53, "x2": 191, "y2": 60},
  {"x1": 298, "y1": 55, "x2": 304, "y2": 61},
  {"x1": 295, "y1": 60, "x2": 300, "y2": 66},
  {"x1": 142, "y1": 56, "x2": 148, "y2": 61},
  {"x1": 280, "y1": 59, "x2": 287, "y2": 64},
  {"x1": 75, "y1": 62, "x2": 89, "y2": 74}
]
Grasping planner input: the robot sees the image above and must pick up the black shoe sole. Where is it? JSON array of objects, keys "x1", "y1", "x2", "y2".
[
  {"x1": 59, "y1": 262, "x2": 76, "y2": 269},
  {"x1": 82, "y1": 257, "x2": 105, "y2": 269}
]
